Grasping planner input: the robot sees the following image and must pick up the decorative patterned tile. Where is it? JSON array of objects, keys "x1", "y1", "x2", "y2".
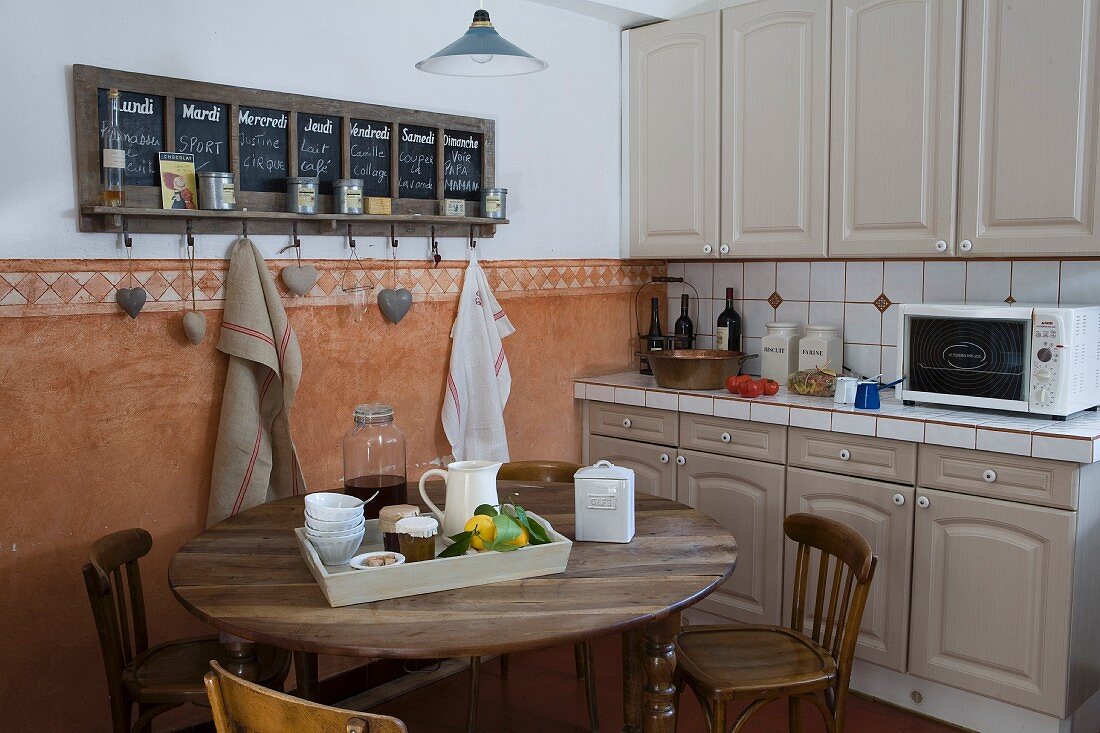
[
  {"x1": 767, "y1": 291, "x2": 784, "y2": 309},
  {"x1": 13, "y1": 274, "x2": 48, "y2": 304}
]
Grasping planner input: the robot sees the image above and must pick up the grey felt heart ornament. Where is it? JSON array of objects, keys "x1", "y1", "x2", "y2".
[
  {"x1": 378, "y1": 287, "x2": 413, "y2": 324},
  {"x1": 182, "y1": 310, "x2": 207, "y2": 344},
  {"x1": 115, "y1": 287, "x2": 147, "y2": 319},
  {"x1": 281, "y1": 265, "x2": 319, "y2": 297}
]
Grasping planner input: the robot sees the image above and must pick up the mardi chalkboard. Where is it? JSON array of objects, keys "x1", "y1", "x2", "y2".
[
  {"x1": 444, "y1": 130, "x2": 483, "y2": 202},
  {"x1": 398, "y1": 124, "x2": 436, "y2": 200},
  {"x1": 97, "y1": 89, "x2": 164, "y2": 187},
  {"x1": 298, "y1": 113, "x2": 340, "y2": 193},
  {"x1": 174, "y1": 98, "x2": 229, "y2": 174},
  {"x1": 349, "y1": 119, "x2": 391, "y2": 197},
  {"x1": 238, "y1": 106, "x2": 288, "y2": 193}
]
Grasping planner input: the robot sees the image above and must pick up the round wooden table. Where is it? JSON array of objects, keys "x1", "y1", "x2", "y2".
[{"x1": 169, "y1": 482, "x2": 737, "y2": 732}]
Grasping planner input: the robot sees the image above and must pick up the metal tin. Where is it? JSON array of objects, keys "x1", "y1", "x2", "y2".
[
  {"x1": 287, "y1": 176, "x2": 319, "y2": 214},
  {"x1": 481, "y1": 187, "x2": 507, "y2": 219},
  {"x1": 197, "y1": 172, "x2": 236, "y2": 210},
  {"x1": 334, "y1": 178, "x2": 364, "y2": 215}
]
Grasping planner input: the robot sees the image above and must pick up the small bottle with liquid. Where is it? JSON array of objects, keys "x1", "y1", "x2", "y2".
[{"x1": 101, "y1": 89, "x2": 125, "y2": 207}]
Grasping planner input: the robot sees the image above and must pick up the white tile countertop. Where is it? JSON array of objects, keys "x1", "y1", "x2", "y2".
[{"x1": 574, "y1": 372, "x2": 1100, "y2": 464}]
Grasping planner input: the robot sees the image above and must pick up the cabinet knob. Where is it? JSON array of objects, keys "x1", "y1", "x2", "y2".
[
  {"x1": 893, "y1": 493, "x2": 906, "y2": 506},
  {"x1": 983, "y1": 469, "x2": 997, "y2": 483},
  {"x1": 917, "y1": 495, "x2": 930, "y2": 509},
  {"x1": 935, "y1": 240, "x2": 948, "y2": 253},
  {"x1": 659, "y1": 453, "x2": 669, "y2": 464},
  {"x1": 720, "y1": 432, "x2": 732, "y2": 444},
  {"x1": 676, "y1": 455, "x2": 686, "y2": 466},
  {"x1": 719, "y1": 244, "x2": 730, "y2": 255},
  {"x1": 622, "y1": 418, "x2": 632, "y2": 429},
  {"x1": 839, "y1": 449, "x2": 851, "y2": 461},
  {"x1": 703, "y1": 244, "x2": 713, "y2": 255},
  {"x1": 960, "y1": 239, "x2": 973, "y2": 252}
]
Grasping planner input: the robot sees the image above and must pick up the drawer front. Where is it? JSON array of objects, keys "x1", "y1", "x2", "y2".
[
  {"x1": 788, "y1": 428, "x2": 917, "y2": 485},
  {"x1": 589, "y1": 402, "x2": 678, "y2": 445},
  {"x1": 680, "y1": 413, "x2": 787, "y2": 464},
  {"x1": 587, "y1": 434, "x2": 677, "y2": 500},
  {"x1": 918, "y1": 445, "x2": 1079, "y2": 510}
]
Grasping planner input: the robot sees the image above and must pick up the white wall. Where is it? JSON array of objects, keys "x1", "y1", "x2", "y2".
[{"x1": 0, "y1": 0, "x2": 623, "y2": 261}]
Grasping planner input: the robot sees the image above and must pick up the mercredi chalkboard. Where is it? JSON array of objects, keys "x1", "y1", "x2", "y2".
[{"x1": 74, "y1": 65, "x2": 498, "y2": 230}]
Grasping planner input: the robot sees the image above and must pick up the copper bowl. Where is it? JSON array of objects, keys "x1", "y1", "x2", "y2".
[{"x1": 639, "y1": 349, "x2": 758, "y2": 390}]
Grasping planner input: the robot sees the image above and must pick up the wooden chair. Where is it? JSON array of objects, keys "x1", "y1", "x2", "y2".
[
  {"x1": 674, "y1": 513, "x2": 878, "y2": 733},
  {"x1": 466, "y1": 460, "x2": 598, "y2": 733},
  {"x1": 205, "y1": 660, "x2": 407, "y2": 732},
  {"x1": 83, "y1": 528, "x2": 291, "y2": 733}
]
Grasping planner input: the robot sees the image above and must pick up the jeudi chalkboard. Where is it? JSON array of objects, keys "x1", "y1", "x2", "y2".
[
  {"x1": 174, "y1": 98, "x2": 229, "y2": 174},
  {"x1": 238, "y1": 106, "x2": 288, "y2": 193},
  {"x1": 398, "y1": 124, "x2": 436, "y2": 200},
  {"x1": 97, "y1": 89, "x2": 164, "y2": 187},
  {"x1": 444, "y1": 130, "x2": 482, "y2": 202},
  {"x1": 298, "y1": 113, "x2": 340, "y2": 193},
  {"x1": 350, "y1": 119, "x2": 391, "y2": 197}
]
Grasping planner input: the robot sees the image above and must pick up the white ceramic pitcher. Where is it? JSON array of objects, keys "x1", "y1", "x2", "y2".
[{"x1": 418, "y1": 460, "x2": 502, "y2": 537}]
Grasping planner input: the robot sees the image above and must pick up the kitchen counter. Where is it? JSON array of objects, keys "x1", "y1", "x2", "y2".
[{"x1": 574, "y1": 371, "x2": 1100, "y2": 464}]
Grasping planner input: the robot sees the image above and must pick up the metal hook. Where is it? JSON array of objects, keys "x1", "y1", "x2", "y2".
[
  {"x1": 347, "y1": 224, "x2": 356, "y2": 251},
  {"x1": 122, "y1": 217, "x2": 133, "y2": 249},
  {"x1": 278, "y1": 223, "x2": 303, "y2": 260},
  {"x1": 390, "y1": 225, "x2": 398, "y2": 251},
  {"x1": 185, "y1": 220, "x2": 195, "y2": 251},
  {"x1": 469, "y1": 225, "x2": 477, "y2": 250},
  {"x1": 241, "y1": 220, "x2": 249, "y2": 239},
  {"x1": 430, "y1": 226, "x2": 440, "y2": 267}
]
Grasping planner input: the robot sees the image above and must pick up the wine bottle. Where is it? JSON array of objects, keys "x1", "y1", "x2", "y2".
[
  {"x1": 674, "y1": 293, "x2": 694, "y2": 346},
  {"x1": 101, "y1": 89, "x2": 125, "y2": 207},
  {"x1": 716, "y1": 287, "x2": 742, "y2": 351},
  {"x1": 646, "y1": 297, "x2": 663, "y2": 351}
]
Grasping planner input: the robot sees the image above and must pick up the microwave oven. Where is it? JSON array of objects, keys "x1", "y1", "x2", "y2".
[{"x1": 896, "y1": 303, "x2": 1100, "y2": 419}]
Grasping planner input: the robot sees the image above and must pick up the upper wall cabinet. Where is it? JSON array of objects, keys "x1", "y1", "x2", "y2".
[
  {"x1": 722, "y1": 0, "x2": 830, "y2": 258},
  {"x1": 627, "y1": 14, "x2": 720, "y2": 258},
  {"x1": 956, "y1": 0, "x2": 1100, "y2": 258},
  {"x1": 829, "y1": 0, "x2": 962, "y2": 258}
]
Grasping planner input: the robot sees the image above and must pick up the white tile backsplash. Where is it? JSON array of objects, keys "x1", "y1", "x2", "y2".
[
  {"x1": 1058, "y1": 260, "x2": 1100, "y2": 304},
  {"x1": 845, "y1": 261, "x2": 884, "y2": 302},
  {"x1": 884, "y1": 261, "x2": 924, "y2": 305},
  {"x1": 810, "y1": 261, "x2": 846, "y2": 301},
  {"x1": 777, "y1": 261, "x2": 811, "y2": 300},
  {"x1": 713, "y1": 262, "x2": 744, "y2": 300},
  {"x1": 809, "y1": 301, "x2": 846, "y2": 340},
  {"x1": 744, "y1": 262, "x2": 778, "y2": 299},
  {"x1": 844, "y1": 343, "x2": 881, "y2": 379},
  {"x1": 1011, "y1": 260, "x2": 1061, "y2": 304},
  {"x1": 844, "y1": 302, "x2": 882, "y2": 344},
  {"x1": 923, "y1": 260, "x2": 966, "y2": 302},
  {"x1": 742, "y1": 300, "x2": 775, "y2": 338},
  {"x1": 775, "y1": 300, "x2": 809, "y2": 329},
  {"x1": 965, "y1": 260, "x2": 1012, "y2": 303},
  {"x1": 684, "y1": 262, "x2": 714, "y2": 299}
]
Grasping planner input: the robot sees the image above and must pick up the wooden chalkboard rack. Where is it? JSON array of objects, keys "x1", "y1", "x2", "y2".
[{"x1": 73, "y1": 65, "x2": 504, "y2": 238}]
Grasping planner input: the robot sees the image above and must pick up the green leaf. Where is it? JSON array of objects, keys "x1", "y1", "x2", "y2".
[
  {"x1": 438, "y1": 531, "x2": 473, "y2": 558},
  {"x1": 514, "y1": 505, "x2": 551, "y2": 545},
  {"x1": 473, "y1": 504, "x2": 499, "y2": 517},
  {"x1": 482, "y1": 540, "x2": 520, "y2": 553},
  {"x1": 491, "y1": 513, "x2": 522, "y2": 545}
]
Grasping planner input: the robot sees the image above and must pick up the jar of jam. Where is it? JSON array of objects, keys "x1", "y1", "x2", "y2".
[
  {"x1": 378, "y1": 504, "x2": 420, "y2": 553},
  {"x1": 396, "y1": 516, "x2": 438, "y2": 563}
]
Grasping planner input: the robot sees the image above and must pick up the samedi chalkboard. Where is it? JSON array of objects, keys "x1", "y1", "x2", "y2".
[
  {"x1": 350, "y1": 119, "x2": 391, "y2": 197},
  {"x1": 298, "y1": 113, "x2": 340, "y2": 193},
  {"x1": 175, "y1": 98, "x2": 229, "y2": 173},
  {"x1": 398, "y1": 124, "x2": 436, "y2": 200},
  {"x1": 238, "y1": 106, "x2": 288, "y2": 192},
  {"x1": 444, "y1": 130, "x2": 482, "y2": 202},
  {"x1": 97, "y1": 89, "x2": 164, "y2": 187}
]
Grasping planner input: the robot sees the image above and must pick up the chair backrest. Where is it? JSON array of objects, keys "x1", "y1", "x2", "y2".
[
  {"x1": 205, "y1": 661, "x2": 408, "y2": 733},
  {"x1": 498, "y1": 460, "x2": 581, "y2": 483},
  {"x1": 785, "y1": 513, "x2": 877, "y2": 688},
  {"x1": 82, "y1": 527, "x2": 154, "y2": 704}
]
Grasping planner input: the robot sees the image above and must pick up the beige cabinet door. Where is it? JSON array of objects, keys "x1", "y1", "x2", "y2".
[
  {"x1": 587, "y1": 434, "x2": 676, "y2": 500},
  {"x1": 829, "y1": 0, "x2": 962, "y2": 257},
  {"x1": 957, "y1": 0, "x2": 1100, "y2": 257},
  {"x1": 627, "y1": 13, "x2": 720, "y2": 258},
  {"x1": 785, "y1": 468, "x2": 913, "y2": 672},
  {"x1": 721, "y1": 0, "x2": 829, "y2": 258},
  {"x1": 910, "y1": 489, "x2": 1075, "y2": 717},
  {"x1": 677, "y1": 449, "x2": 786, "y2": 624}
]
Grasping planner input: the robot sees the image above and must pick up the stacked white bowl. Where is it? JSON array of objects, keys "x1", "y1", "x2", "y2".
[{"x1": 304, "y1": 493, "x2": 366, "y2": 566}]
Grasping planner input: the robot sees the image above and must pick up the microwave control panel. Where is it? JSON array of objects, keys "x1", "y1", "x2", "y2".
[{"x1": 1030, "y1": 314, "x2": 1064, "y2": 411}]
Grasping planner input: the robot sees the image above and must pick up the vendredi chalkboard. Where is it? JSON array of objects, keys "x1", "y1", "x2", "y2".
[
  {"x1": 297, "y1": 113, "x2": 340, "y2": 193},
  {"x1": 350, "y1": 119, "x2": 391, "y2": 197},
  {"x1": 398, "y1": 124, "x2": 436, "y2": 200},
  {"x1": 444, "y1": 130, "x2": 483, "y2": 202},
  {"x1": 238, "y1": 106, "x2": 288, "y2": 193},
  {"x1": 97, "y1": 89, "x2": 164, "y2": 187},
  {"x1": 174, "y1": 98, "x2": 229, "y2": 174}
]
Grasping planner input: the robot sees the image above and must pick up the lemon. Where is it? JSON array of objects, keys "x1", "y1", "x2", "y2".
[
  {"x1": 506, "y1": 526, "x2": 530, "y2": 548},
  {"x1": 464, "y1": 515, "x2": 496, "y2": 550}
]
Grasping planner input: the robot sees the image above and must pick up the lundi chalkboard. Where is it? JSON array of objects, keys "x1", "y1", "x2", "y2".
[{"x1": 97, "y1": 89, "x2": 164, "y2": 187}]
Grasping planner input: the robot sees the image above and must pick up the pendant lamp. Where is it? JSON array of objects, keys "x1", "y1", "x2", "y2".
[{"x1": 416, "y1": 4, "x2": 548, "y2": 77}]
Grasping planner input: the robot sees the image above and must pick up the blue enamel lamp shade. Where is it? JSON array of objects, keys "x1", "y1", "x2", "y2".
[{"x1": 416, "y1": 9, "x2": 548, "y2": 77}]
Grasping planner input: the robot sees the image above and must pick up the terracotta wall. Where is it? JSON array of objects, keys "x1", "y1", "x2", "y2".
[{"x1": 0, "y1": 257, "x2": 662, "y2": 730}]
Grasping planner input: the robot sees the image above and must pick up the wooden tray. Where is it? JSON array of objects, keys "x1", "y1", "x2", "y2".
[{"x1": 295, "y1": 513, "x2": 572, "y2": 607}]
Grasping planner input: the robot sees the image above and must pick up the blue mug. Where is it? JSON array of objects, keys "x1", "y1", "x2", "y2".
[{"x1": 854, "y1": 381, "x2": 881, "y2": 410}]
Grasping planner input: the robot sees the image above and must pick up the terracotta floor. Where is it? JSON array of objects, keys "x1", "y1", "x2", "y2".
[{"x1": 371, "y1": 634, "x2": 965, "y2": 733}]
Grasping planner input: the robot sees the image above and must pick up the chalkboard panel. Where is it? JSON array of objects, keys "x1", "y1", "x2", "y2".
[
  {"x1": 444, "y1": 130, "x2": 483, "y2": 202},
  {"x1": 174, "y1": 98, "x2": 229, "y2": 174},
  {"x1": 349, "y1": 119, "x2": 391, "y2": 197},
  {"x1": 238, "y1": 106, "x2": 288, "y2": 192},
  {"x1": 397, "y1": 124, "x2": 437, "y2": 200},
  {"x1": 97, "y1": 89, "x2": 165, "y2": 187},
  {"x1": 298, "y1": 113, "x2": 340, "y2": 193}
]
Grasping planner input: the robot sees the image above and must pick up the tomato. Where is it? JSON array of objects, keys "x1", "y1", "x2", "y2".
[
  {"x1": 762, "y1": 379, "x2": 780, "y2": 396},
  {"x1": 725, "y1": 374, "x2": 752, "y2": 394},
  {"x1": 737, "y1": 379, "x2": 764, "y2": 398}
]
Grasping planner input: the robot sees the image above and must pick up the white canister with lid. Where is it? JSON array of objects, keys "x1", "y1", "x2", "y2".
[
  {"x1": 798, "y1": 324, "x2": 842, "y2": 371},
  {"x1": 573, "y1": 460, "x2": 635, "y2": 543},
  {"x1": 761, "y1": 322, "x2": 801, "y2": 382}
]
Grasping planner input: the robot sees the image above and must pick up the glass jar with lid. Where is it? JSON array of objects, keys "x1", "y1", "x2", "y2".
[
  {"x1": 343, "y1": 404, "x2": 407, "y2": 519},
  {"x1": 798, "y1": 324, "x2": 842, "y2": 372},
  {"x1": 761, "y1": 322, "x2": 801, "y2": 382}
]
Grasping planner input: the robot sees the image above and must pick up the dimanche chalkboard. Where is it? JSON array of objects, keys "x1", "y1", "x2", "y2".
[
  {"x1": 349, "y1": 119, "x2": 391, "y2": 197},
  {"x1": 238, "y1": 106, "x2": 288, "y2": 193},
  {"x1": 298, "y1": 113, "x2": 340, "y2": 193},
  {"x1": 444, "y1": 130, "x2": 483, "y2": 202},
  {"x1": 398, "y1": 124, "x2": 436, "y2": 200},
  {"x1": 174, "y1": 98, "x2": 229, "y2": 174},
  {"x1": 97, "y1": 89, "x2": 165, "y2": 187}
]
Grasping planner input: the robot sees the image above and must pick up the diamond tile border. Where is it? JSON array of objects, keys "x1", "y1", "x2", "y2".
[{"x1": 0, "y1": 259, "x2": 666, "y2": 318}]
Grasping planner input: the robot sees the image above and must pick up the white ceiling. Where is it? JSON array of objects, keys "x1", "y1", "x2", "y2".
[{"x1": 524, "y1": 0, "x2": 723, "y2": 27}]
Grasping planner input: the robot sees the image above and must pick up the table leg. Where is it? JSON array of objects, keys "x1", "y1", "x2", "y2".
[
  {"x1": 642, "y1": 612, "x2": 680, "y2": 733},
  {"x1": 220, "y1": 632, "x2": 260, "y2": 681},
  {"x1": 621, "y1": 628, "x2": 644, "y2": 733},
  {"x1": 293, "y1": 650, "x2": 320, "y2": 701}
]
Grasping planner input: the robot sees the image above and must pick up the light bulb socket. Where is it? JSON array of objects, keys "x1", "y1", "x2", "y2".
[{"x1": 471, "y1": 9, "x2": 492, "y2": 27}]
